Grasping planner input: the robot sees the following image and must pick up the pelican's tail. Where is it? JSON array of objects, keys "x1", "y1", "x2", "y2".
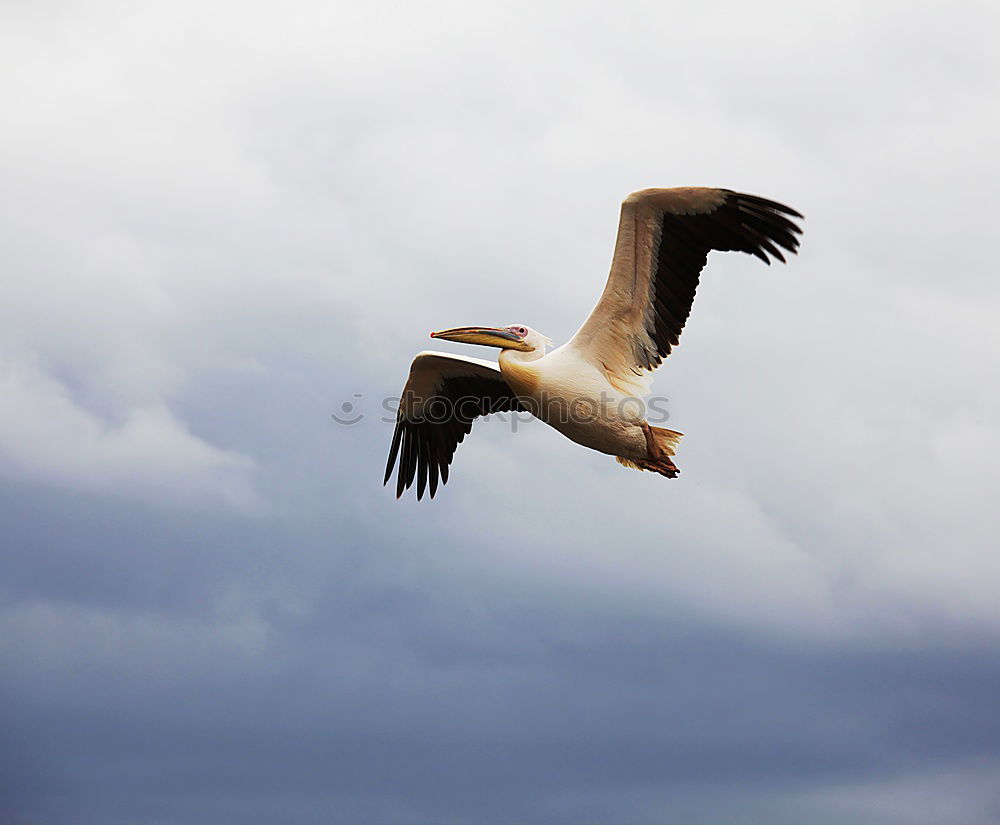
[
  {"x1": 616, "y1": 427, "x2": 683, "y2": 478},
  {"x1": 651, "y1": 426, "x2": 682, "y2": 456}
]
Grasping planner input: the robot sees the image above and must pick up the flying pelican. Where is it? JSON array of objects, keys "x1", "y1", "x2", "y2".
[{"x1": 385, "y1": 187, "x2": 802, "y2": 500}]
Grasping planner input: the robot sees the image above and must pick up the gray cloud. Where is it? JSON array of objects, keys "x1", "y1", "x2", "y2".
[{"x1": 4, "y1": 481, "x2": 1000, "y2": 824}]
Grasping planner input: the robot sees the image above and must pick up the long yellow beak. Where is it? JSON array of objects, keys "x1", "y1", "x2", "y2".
[{"x1": 430, "y1": 326, "x2": 532, "y2": 351}]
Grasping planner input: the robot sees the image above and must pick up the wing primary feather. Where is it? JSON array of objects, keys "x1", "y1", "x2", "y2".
[
  {"x1": 733, "y1": 208, "x2": 796, "y2": 258},
  {"x1": 384, "y1": 419, "x2": 403, "y2": 485},
  {"x1": 395, "y1": 426, "x2": 409, "y2": 499},
  {"x1": 427, "y1": 447, "x2": 439, "y2": 498},
  {"x1": 734, "y1": 192, "x2": 804, "y2": 219},
  {"x1": 416, "y1": 429, "x2": 428, "y2": 501},
  {"x1": 425, "y1": 419, "x2": 444, "y2": 497},
  {"x1": 736, "y1": 221, "x2": 785, "y2": 262},
  {"x1": 737, "y1": 204, "x2": 802, "y2": 243},
  {"x1": 404, "y1": 427, "x2": 418, "y2": 491}
]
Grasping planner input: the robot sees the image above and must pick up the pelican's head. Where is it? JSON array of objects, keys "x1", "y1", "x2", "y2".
[{"x1": 430, "y1": 324, "x2": 551, "y2": 353}]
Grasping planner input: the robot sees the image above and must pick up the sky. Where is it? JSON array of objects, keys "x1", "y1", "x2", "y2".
[{"x1": 2, "y1": 1, "x2": 1000, "y2": 823}]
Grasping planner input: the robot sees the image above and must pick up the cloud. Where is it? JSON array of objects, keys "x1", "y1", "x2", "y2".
[
  {"x1": 2, "y1": 0, "x2": 1000, "y2": 823},
  {"x1": 0, "y1": 359, "x2": 260, "y2": 509}
]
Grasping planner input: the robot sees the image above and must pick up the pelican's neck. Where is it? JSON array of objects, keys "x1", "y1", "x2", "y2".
[
  {"x1": 499, "y1": 347, "x2": 545, "y2": 367},
  {"x1": 498, "y1": 346, "x2": 543, "y2": 398}
]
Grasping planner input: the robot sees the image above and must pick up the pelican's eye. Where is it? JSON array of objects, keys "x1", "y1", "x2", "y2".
[{"x1": 513, "y1": 326, "x2": 528, "y2": 337}]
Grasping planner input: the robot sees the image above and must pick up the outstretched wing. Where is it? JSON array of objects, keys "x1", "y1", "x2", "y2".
[
  {"x1": 566, "y1": 187, "x2": 803, "y2": 392},
  {"x1": 384, "y1": 352, "x2": 524, "y2": 500}
]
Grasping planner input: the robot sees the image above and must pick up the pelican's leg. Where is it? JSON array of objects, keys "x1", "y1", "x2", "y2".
[
  {"x1": 635, "y1": 421, "x2": 679, "y2": 478},
  {"x1": 639, "y1": 421, "x2": 659, "y2": 458}
]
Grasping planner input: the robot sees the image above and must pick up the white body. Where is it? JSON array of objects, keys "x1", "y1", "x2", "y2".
[{"x1": 499, "y1": 343, "x2": 650, "y2": 461}]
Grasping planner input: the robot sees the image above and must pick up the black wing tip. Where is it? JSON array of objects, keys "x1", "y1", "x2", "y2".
[
  {"x1": 386, "y1": 420, "x2": 448, "y2": 502},
  {"x1": 729, "y1": 190, "x2": 804, "y2": 220},
  {"x1": 726, "y1": 190, "x2": 804, "y2": 263},
  {"x1": 390, "y1": 467, "x2": 445, "y2": 501}
]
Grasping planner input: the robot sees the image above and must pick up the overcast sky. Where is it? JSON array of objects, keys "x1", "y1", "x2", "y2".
[{"x1": 2, "y1": 1, "x2": 1000, "y2": 823}]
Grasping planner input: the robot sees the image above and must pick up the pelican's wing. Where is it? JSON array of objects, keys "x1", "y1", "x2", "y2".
[
  {"x1": 567, "y1": 187, "x2": 803, "y2": 390},
  {"x1": 384, "y1": 351, "x2": 525, "y2": 500}
]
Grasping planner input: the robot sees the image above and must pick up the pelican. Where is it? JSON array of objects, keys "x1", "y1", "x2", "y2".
[{"x1": 385, "y1": 187, "x2": 802, "y2": 500}]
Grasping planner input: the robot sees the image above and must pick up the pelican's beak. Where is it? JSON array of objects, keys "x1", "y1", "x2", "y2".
[{"x1": 430, "y1": 326, "x2": 532, "y2": 351}]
